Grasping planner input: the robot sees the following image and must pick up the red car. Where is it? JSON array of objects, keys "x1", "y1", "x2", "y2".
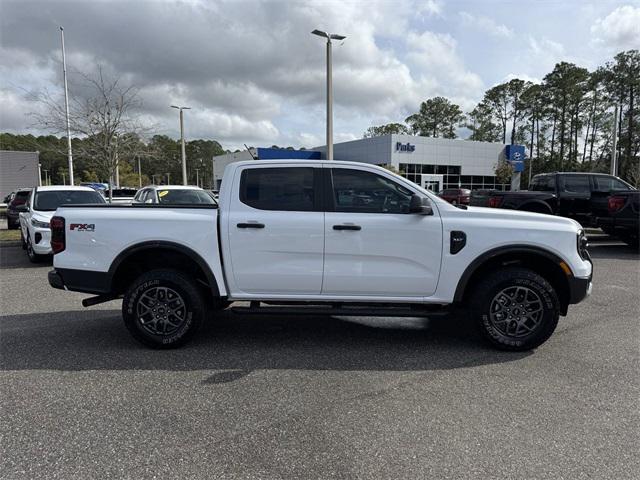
[{"x1": 438, "y1": 188, "x2": 471, "y2": 205}]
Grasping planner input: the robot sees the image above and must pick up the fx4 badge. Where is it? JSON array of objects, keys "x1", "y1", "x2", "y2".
[{"x1": 70, "y1": 223, "x2": 95, "y2": 232}]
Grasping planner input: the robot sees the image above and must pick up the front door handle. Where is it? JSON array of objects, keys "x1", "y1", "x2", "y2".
[
  {"x1": 333, "y1": 224, "x2": 361, "y2": 231},
  {"x1": 237, "y1": 222, "x2": 265, "y2": 229}
]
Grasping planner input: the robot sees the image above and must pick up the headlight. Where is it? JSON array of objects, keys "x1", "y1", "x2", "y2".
[
  {"x1": 577, "y1": 230, "x2": 589, "y2": 260},
  {"x1": 31, "y1": 218, "x2": 50, "y2": 228}
]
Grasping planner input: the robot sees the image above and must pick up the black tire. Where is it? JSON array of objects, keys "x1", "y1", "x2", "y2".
[
  {"x1": 122, "y1": 269, "x2": 206, "y2": 349},
  {"x1": 620, "y1": 233, "x2": 639, "y2": 250},
  {"x1": 599, "y1": 225, "x2": 615, "y2": 236},
  {"x1": 470, "y1": 267, "x2": 560, "y2": 351},
  {"x1": 8, "y1": 219, "x2": 19, "y2": 230},
  {"x1": 26, "y1": 235, "x2": 45, "y2": 263}
]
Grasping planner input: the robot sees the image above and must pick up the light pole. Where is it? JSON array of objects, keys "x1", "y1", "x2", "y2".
[
  {"x1": 60, "y1": 27, "x2": 74, "y2": 185},
  {"x1": 195, "y1": 168, "x2": 200, "y2": 188},
  {"x1": 171, "y1": 105, "x2": 191, "y2": 185},
  {"x1": 311, "y1": 29, "x2": 346, "y2": 160},
  {"x1": 611, "y1": 104, "x2": 619, "y2": 176},
  {"x1": 137, "y1": 155, "x2": 142, "y2": 188}
]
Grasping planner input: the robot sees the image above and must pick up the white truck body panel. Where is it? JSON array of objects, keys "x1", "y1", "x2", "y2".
[
  {"x1": 54, "y1": 160, "x2": 591, "y2": 305},
  {"x1": 54, "y1": 207, "x2": 228, "y2": 296}
]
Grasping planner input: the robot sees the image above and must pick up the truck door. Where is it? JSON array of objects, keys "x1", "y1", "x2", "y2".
[
  {"x1": 322, "y1": 167, "x2": 443, "y2": 298},
  {"x1": 226, "y1": 165, "x2": 324, "y2": 295},
  {"x1": 557, "y1": 174, "x2": 592, "y2": 224}
]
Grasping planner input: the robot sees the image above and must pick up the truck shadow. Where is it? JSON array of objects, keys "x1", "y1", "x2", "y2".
[
  {"x1": 0, "y1": 309, "x2": 530, "y2": 377},
  {"x1": 0, "y1": 245, "x2": 52, "y2": 269}
]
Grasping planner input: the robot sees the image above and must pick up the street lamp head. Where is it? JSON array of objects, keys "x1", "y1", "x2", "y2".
[
  {"x1": 330, "y1": 34, "x2": 346, "y2": 41},
  {"x1": 170, "y1": 105, "x2": 180, "y2": 109},
  {"x1": 311, "y1": 29, "x2": 329, "y2": 38}
]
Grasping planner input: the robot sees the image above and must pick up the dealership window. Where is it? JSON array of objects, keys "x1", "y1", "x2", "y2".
[
  {"x1": 331, "y1": 168, "x2": 412, "y2": 214},
  {"x1": 399, "y1": 163, "x2": 509, "y2": 191},
  {"x1": 240, "y1": 167, "x2": 316, "y2": 211}
]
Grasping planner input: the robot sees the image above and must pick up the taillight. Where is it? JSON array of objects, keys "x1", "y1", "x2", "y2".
[
  {"x1": 50, "y1": 216, "x2": 65, "y2": 254},
  {"x1": 488, "y1": 197, "x2": 502, "y2": 208},
  {"x1": 608, "y1": 196, "x2": 625, "y2": 213}
]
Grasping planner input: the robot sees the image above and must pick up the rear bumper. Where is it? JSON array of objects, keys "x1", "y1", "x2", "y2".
[{"x1": 48, "y1": 268, "x2": 111, "y2": 294}]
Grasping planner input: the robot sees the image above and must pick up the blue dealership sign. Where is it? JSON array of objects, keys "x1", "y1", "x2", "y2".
[{"x1": 505, "y1": 145, "x2": 525, "y2": 172}]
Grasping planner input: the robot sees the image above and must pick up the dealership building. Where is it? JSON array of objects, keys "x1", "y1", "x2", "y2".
[{"x1": 213, "y1": 135, "x2": 519, "y2": 192}]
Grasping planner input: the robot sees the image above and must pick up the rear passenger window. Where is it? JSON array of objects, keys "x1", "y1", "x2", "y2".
[
  {"x1": 530, "y1": 176, "x2": 555, "y2": 191},
  {"x1": 240, "y1": 167, "x2": 316, "y2": 211},
  {"x1": 559, "y1": 175, "x2": 590, "y2": 194}
]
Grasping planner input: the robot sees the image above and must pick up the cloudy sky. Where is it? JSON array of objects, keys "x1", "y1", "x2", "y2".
[{"x1": 1, "y1": 0, "x2": 639, "y2": 150}]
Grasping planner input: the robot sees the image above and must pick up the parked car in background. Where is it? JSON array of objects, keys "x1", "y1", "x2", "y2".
[
  {"x1": 106, "y1": 187, "x2": 138, "y2": 204},
  {"x1": 18, "y1": 186, "x2": 105, "y2": 262},
  {"x1": 49, "y1": 160, "x2": 592, "y2": 352},
  {"x1": 438, "y1": 188, "x2": 471, "y2": 205},
  {"x1": 132, "y1": 185, "x2": 216, "y2": 205},
  {"x1": 596, "y1": 191, "x2": 639, "y2": 249},
  {"x1": 473, "y1": 172, "x2": 635, "y2": 227},
  {"x1": 6, "y1": 188, "x2": 31, "y2": 229}
]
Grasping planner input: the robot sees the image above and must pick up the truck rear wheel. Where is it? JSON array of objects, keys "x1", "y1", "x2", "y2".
[
  {"x1": 470, "y1": 267, "x2": 560, "y2": 351},
  {"x1": 122, "y1": 269, "x2": 205, "y2": 349}
]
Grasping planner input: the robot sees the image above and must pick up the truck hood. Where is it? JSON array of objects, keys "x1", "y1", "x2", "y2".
[{"x1": 462, "y1": 206, "x2": 581, "y2": 232}]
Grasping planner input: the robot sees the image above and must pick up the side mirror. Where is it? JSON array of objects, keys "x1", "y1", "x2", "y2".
[
  {"x1": 409, "y1": 195, "x2": 433, "y2": 215},
  {"x1": 16, "y1": 204, "x2": 29, "y2": 212}
]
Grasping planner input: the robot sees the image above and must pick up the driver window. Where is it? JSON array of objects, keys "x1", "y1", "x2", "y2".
[{"x1": 331, "y1": 168, "x2": 413, "y2": 214}]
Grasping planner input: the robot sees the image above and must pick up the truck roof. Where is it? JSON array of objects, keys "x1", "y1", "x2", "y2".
[
  {"x1": 36, "y1": 185, "x2": 97, "y2": 192},
  {"x1": 144, "y1": 185, "x2": 204, "y2": 190},
  {"x1": 228, "y1": 159, "x2": 387, "y2": 169}
]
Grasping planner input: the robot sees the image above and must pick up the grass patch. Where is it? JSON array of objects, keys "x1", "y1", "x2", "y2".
[{"x1": 0, "y1": 229, "x2": 21, "y2": 242}]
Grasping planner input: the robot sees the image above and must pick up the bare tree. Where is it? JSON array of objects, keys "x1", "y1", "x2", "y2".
[{"x1": 32, "y1": 67, "x2": 150, "y2": 201}]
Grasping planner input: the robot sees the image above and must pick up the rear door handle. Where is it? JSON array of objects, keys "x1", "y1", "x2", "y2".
[
  {"x1": 237, "y1": 222, "x2": 265, "y2": 229},
  {"x1": 333, "y1": 224, "x2": 361, "y2": 231}
]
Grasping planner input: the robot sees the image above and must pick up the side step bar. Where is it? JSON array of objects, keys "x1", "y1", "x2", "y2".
[{"x1": 230, "y1": 302, "x2": 450, "y2": 318}]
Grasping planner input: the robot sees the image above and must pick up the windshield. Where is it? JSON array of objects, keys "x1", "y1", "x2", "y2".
[
  {"x1": 34, "y1": 190, "x2": 106, "y2": 211},
  {"x1": 156, "y1": 189, "x2": 216, "y2": 205}
]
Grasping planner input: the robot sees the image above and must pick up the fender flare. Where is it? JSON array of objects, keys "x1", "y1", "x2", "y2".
[
  {"x1": 108, "y1": 240, "x2": 220, "y2": 297},
  {"x1": 453, "y1": 244, "x2": 570, "y2": 303}
]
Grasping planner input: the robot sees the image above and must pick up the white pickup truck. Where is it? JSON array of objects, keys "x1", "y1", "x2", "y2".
[{"x1": 48, "y1": 160, "x2": 593, "y2": 351}]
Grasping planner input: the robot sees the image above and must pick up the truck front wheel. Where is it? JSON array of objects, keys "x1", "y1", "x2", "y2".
[
  {"x1": 122, "y1": 269, "x2": 205, "y2": 349},
  {"x1": 470, "y1": 267, "x2": 560, "y2": 351}
]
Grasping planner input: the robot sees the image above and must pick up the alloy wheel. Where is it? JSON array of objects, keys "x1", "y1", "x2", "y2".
[
  {"x1": 136, "y1": 286, "x2": 187, "y2": 336},
  {"x1": 489, "y1": 286, "x2": 544, "y2": 338}
]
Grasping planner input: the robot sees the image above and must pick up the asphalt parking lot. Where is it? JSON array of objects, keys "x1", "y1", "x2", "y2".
[{"x1": 1, "y1": 238, "x2": 638, "y2": 479}]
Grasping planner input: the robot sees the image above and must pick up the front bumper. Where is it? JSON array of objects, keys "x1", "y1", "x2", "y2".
[
  {"x1": 568, "y1": 274, "x2": 592, "y2": 304},
  {"x1": 31, "y1": 227, "x2": 52, "y2": 255}
]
